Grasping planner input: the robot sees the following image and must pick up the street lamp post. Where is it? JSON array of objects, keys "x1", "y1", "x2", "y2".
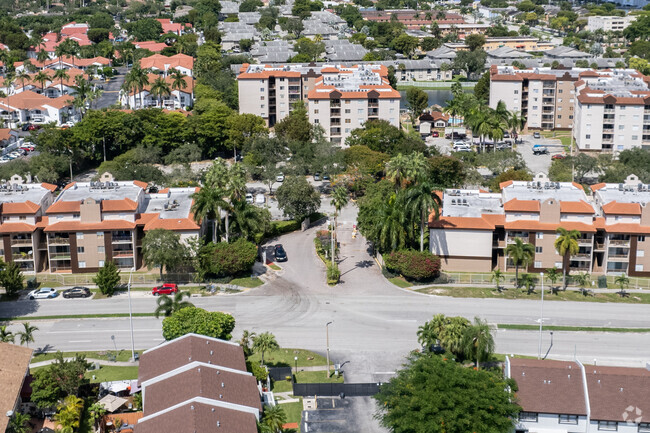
[
  {"x1": 538, "y1": 272, "x2": 544, "y2": 359},
  {"x1": 326, "y1": 321, "x2": 333, "y2": 378},
  {"x1": 294, "y1": 356, "x2": 298, "y2": 379},
  {"x1": 127, "y1": 268, "x2": 136, "y2": 362}
]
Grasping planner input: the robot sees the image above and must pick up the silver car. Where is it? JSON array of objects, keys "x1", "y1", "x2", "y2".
[{"x1": 29, "y1": 287, "x2": 58, "y2": 299}]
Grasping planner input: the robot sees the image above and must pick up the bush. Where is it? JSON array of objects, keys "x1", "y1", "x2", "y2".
[
  {"x1": 384, "y1": 250, "x2": 441, "y2": 281},
  {"x1": 162, "y1": 307, "x2": 235, "y2": 340},
  {"x1": 211, "y1": 238, "x2": 258, "y2": 276},
  {"x1": 93, "y1": 261, "x2": 121, "y2": 296},
  {"x1": 246, "y1": 359, "x2": 269, "y2": 381},
  {"x1": 326, "y1": 262, "x2": 340, "y2": 285}
]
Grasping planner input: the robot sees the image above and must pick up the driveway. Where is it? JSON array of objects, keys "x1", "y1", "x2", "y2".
[
  {"x1": 516, "y1": 134, "x2": 564, "y2": 175},
  {"x1": 94, "y1": 67, "x2": 127, "y2": 109}
]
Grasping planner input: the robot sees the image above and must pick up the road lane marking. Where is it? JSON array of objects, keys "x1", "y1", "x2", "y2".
[{"x1": 69, "y1": 340, "x2": 92, "y2": 343}]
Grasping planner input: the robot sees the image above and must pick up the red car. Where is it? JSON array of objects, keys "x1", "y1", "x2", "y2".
[
  {"x1": 552, "y1": 154, "x2": 566, "y2": 160},
  {"x1": 431, "y1": 131, "x2": 439, "y2": 137},
  {"x1": 152, "y1": 283, "x2": 178, "y2": 296}
]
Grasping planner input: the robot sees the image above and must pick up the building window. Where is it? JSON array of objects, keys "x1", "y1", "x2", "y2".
[
  {"x1": 314, "y1": 109, "x2": 319, "y2": 114},
  {"x1": 519, "y1": 412, "x2": 538, "y2": 422},
  {"x1": 559, "y1": 414, "x2": 578, "y2": 424},
  {"x1": 537, "y1": 232, "x2": 543, "y2": 239},
  {"x1": 77, "y1": 246, "x2": 84, "y2": 254},
  {"x1": 638, "y1": 422, "x2": 650, "y2": 432},
  {"x1": 97, "y1": 231, "x2": 104, "y2": 237},
  {"x1": 260, "y1": 88, "x2": 264, "y2": 92},
  {"x1": 76, "y1": 232, "x2": 84, "y2": 240},
  {"x1": 555, "y1": 262, "x2": 563, "y2": 268},
  {"x1": 345, "y1": 119, "x2": 351, "y2": 123},
  {"x1": 19, "y1": 216, "x2": 26, "y2": 220},
  {"x1": 535, "y1": 246, "x2": 543, "y2": 253},
  {"x1": 535, "y1": 261, "x2": 542, "y2": 268},
  {"x1": 633, "y1": 135, "x2": 639, "y2": 140},
  {"x1": 345, "y1": 109, "x2": 350, "y2": 114},
  {"x1": 598, "y1": 421, "x2": 617, "y2": 431},
  {"x1": 98, "y1": 246, "x2": 105, "y2": 254},
  {"x1": 558, "y1": 89, "x2": 563, "y2": 93},
  {"x1": 260, "y1": 96, "x2": 264, "y2": 100},
  {"x1": 514, "y1": 90, "x2": 519, "y2": 94},
  {"x1": 636, "y1": 264, "x2": 644, "y2": 272},
  {"x1": 639, "y1": 235, "x2": 646, "y2": 242},
  {"x1": 558, "y1": 115, "x2": 562, "y2": 119},
  {"x1": 314, "y1": 119, "x2": 319, "y2": 124},
  {"x1": 620, "y1": 106, "x2": 626, "y2": 110},
  {"x1": 78, "y1": 261, "x2": 86, "y2": 268},
  {"x1": 586, "y1": 134, "x2": 591, "y2": 139},
  {"x1": 358, "y1": 109, "x2": 363, "y2": 114}
]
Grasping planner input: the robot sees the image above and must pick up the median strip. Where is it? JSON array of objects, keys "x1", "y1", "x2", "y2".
[
  {"x1": 0, "y1": 312, "x2": 158, "y2": 322},
  {"x1": 497, "y1": 324, "x2": 650, "y2": 333}
]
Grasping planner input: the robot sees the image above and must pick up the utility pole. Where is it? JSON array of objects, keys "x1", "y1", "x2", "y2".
[
  {"x1": 330, "y1": 217, "x2": 335, "y2": 265},
  {"x1": 103, "y1": 136, "x2": 106, "y2": 162},
  {"x1": 538, "y1": 272, "x2": 544, "y2": 359},
  {"x1": 326, "y1": 321, "x2": 332, "y2": 378}
]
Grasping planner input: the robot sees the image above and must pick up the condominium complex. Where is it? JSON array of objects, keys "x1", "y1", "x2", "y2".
[
  {"x1": 489, "y1": 66, "x2": 650, "y2": 153},
  {"x1": 237, "y1": 64, "x2": 400, "y2": 143},
  {"x1": 306, "y1": 64, "x2": 400, "y2": 145},
  {"x1": 429, "y1": 173, "x2": 650, "y2": 277},
  {"x1": 587, "y1": 15, "x2": 636, "y2": 32}
]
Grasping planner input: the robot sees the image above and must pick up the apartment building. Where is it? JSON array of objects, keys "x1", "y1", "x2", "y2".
[
  {"x1": 506, "y1": 357, "x2": 650, "y2": 433},
  {"x1": 139, "y1": 53, "x2": 194, "y2": 77},
  {"x1": 306, "y1": 65, "x2": 400, "y2": 145},
  {"x1": 119, "y1": 73, "x2": 194, "y2": 109},
  {"x1": 573, "y1": 70, "x2": 650, "y2": 153},
  {"x1": 587, "y1": 15, "x2": 636, "y2": 32},
  {"x1": 44, "y1": 172, "x2": 201, "y2": 273},
  {"x1": 429, "y1": 173, "x2": 650, "y2": 277},
  {"x1": 0, "y1": 90, "x2": 76, "y2": 127}
]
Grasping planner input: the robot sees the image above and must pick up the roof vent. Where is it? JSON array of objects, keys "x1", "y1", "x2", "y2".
[
  {"x1": 221, "y1": 382, "x2": 225, "y2": 387},
  {"x1": 217, "y1": 421, "x2": 221, "y2": 427},
  {"x1": 219, "y1": 394, "x2": 223, "y2": 399},
  {"x1": 210, "y1": 350, "x2": 213, "y2": 355},
  {"x1": 212, "y1": 408, "x2": 215, "y2": 412},
  {"x1": 620, "y1": 387, "x2": 624, "y2": 392},
  {"x1": 191, "y1": 405, "x2": 195, "y2": 410}
]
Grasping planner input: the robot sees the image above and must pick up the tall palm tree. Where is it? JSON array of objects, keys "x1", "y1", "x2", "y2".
[
  {"x1": 16, "y1": 70, "x2": 30, "y2": 92},
  {"x1": 505, "y1": 238, "x2": 534, "y2": 287},
  {"x1": 507, "y1": 110, "x2": 526, "y2": 143},
  {"x1": 0, "y1": 325, "x2": 14, "y2": 343},
  {"x1": 386, "y1": 152, "x2": 428, "y2": 190},
  {"x1": 252, "y1": 331, "x2": 279, "y2": 365},
  {"x1": 462, "y1": 317, "x2": 494, "y2": 369},
  {"x1": 239, "y1": 329, "x2": 256, "y2": 356},
  {"x1": 2, "y1": 74, "x2": 13, "y2": 127},
  {"x1": 443, "y1": 96, "x2": 464, "y2": 140},
  {"x1": 125, "y1": 65, "x2": 150, "y2": 109},
  {"x1": 150, "y1": 76, "x2": 171, "y2": 108},
  {"x1": 53, "y1": 68, "x2": 69, "y2": 95},
  {"x1": 262, "y1": 404, "x2": 287, "y2": 433},
  {"x1": 330, "y1": 186, "x2": 349, "y2": 263},
  {"x1": 154, "y1": 291, "x2": 194, "y2": 318},
  {"x1": 33, "y1": 70, "x2": 49, "y2": 93},
  {"x1": 169, "y1": 68, "x2": 188, "y2": 108},
  {"x1": 191, "y1": 186, "x2": 227, "y2": 243},
  {"x1": 405, "y1": 181, "x2": 441, "y2": 252},
  {"x1": 378, "y1": 195, "x2": 407, "y2": 252},
  {"x1": 17, "y1": 322, "x2": 38, "y2": 347},
  {"x1": 554, "y1": 227, "x2": 580, "y2": 289},
  {"x1": 231, "y1": 199, "x2": 270, "y2": 242},
  {"x1": 223, "y1": 164, "x2": 247, "y2": 242}
]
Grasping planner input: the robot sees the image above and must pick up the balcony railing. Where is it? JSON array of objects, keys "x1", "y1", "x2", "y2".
[
  {"x1": 12, "y1": 253, "x2": 34, "y2": 261},
  {"x1": 50, "y1": 252, "x2": 72, "y2": 260},
  {"x1": 572, "y1": 253, "x2": 591, "y2": 260},
  {"x1": 112, "y1": 235, "x2": 132, "y2": 243},
  {"x1": 112, "y1": 250, "x2": 134, "y2": 257},
  {"x1": 11, "y1": 239, "x2": 33, "y2": 246},
  {"x1": 608, "y1": 253, "x2": 629, "y2": 259},
  {"x1": 604, "y1": 108, "x2": 615, "y2": 114},
  {"x1": 610, "y1": 239, "x2": 630, "y2": 245},
  {"x1": 48, "y1": 237, "x2": 70, "y2": 245}
]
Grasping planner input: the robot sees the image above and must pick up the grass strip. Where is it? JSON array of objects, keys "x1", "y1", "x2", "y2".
[
  {"x1": 498, "y1": 324, "x2": 650, "y2": 333},
  {"x1": 0, "y1": 312, "x2": 158, "y2": 322}
]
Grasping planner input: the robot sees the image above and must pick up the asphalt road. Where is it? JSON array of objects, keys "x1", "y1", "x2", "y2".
[
  {"x1": 4, "y1": 205, "x2": 650, "y2": 381},
  {"x1": 94, "y1": 67, "x2": 127, "y2": 109}
]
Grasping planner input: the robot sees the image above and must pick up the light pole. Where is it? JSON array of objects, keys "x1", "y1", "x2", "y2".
[
  {"x1": 127, "y1": 268, "x2": 136, "y2": 362},
  {"x1": 538, "y1": 272, "x2": 544, "y2": 359},
  {"x1": 326, "y1": 321, "x2": 333, "y2": 378},
  {"x1": 294, "y1": 356, "x2": 298, "y2": 379}
]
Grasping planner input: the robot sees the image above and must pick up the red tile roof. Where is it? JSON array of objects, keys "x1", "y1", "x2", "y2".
[
  {"x1": 504, "y1": 220, "x2": 596, "y2": 233},
  {"x1": 602, "y1": 201, "x2": 642, "y2": 216},
  {"x1": 0, "y1": 223, "x2": 37, "y2": 233},
  {"x1": 504, "y1": 198, "x2": 540, "y2": 212},
  {"x1": 590, "y1": 183, "x2": 606, "y2": 191},
  {"x1": 41, "y1": 182, "x2": 57, "y2": 192},
  {"x1": 143, "y1": 217, "x2": 200, "y2": 231},
  {"x1": 44, "y1": 220, "x2": 136, "y2": 232},
  {"x1": 139, "y1": 53, "x2": 193, "y2": 72},
  {"x1": 1, "y1": 201, "x2": 41, "y2": 215},
  {"x1": 559, "y1": 200, "x2": 594, "y2": 214},
  {"x1": 46, "y1": 200, "x2": 81, "y2": 214},
  {"x1": 102, "y1": 198, "x2": 138, "y2": 212},
  {"x1": 428, "y1": 215, "x2": 495, "y2": 230}
]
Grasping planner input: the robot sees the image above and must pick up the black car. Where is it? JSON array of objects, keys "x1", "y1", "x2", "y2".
[
  {"x1": 274, "y1": 244, "x2": 287, "y2": 262},
  {"x1": 21, "y1": 123, "x2": 32, "y2": 131},
  {"x1": 62, "y1": 286, "x2": 91, "y2": 298}
]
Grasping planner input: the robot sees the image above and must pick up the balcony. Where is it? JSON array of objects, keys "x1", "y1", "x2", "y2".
[
  {"x1": 330, "y1": 102, "x2": 341, "y2": 108},
  {"x1": 112, "y1": 250, "x2": 134, "y2": 258},
  {"x1": 330, "y1": 128, "x2": 341, "y2": 136},
  {"x1": 609, "y1": 239, "x2": 630, "y2": 246},
  {"x1": 50, "y1": 252, "x2": 72, "y2": 260},
  {"x1": 602, "y1": 137, "x2": 614, "y2": 144},
  {"x1": 330, "y1": 109, "x2": 341, "y2": 117},
  {"x1": 11, "y1": 238, "x2": 33, "y2": 247},
  {"x1": 331, "y1": 119, "x2": 341, "y2": 126},
  {"x1": 578, "y1": 238, "x2": 593, "y2": 246},
  {"x1": 542, "y1": 98, "x2": 554, "y2": 105},
  {"x1": 112, "y1": 235, "x2": 132, "y2": 243},
  {"x1": 368, "y1": 102, "x2": 379, "y2": 108},
  {"x1": 12, "y1": 252, "x2": 34, "y2": 261},
  {"x1": 572, "y1": 253, "x2": 591, "y2": 260},
  {"x1": 48, "y1": 237, "x2": 70, "y2": 245},
  {"x1": 368, "y1": 108, "x2": 379, "y2": 117},
  {"x1": 604, "y1": 108, "x2": 615, "y2": 114},
  {"x1": 542, "y1": 90, "x2": 555, "y2": 96}
]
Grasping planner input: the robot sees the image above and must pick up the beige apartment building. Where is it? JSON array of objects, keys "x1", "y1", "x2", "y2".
[
  {"x1": 429, "y1": 173, "x2": 650, "y2": 277},
  {"x1": 306, "y1": 65, "x2": 400, "y2": 145},
  {"x1": 43, "y1": 173, "x2": 201, "y2": 273},
  {"x1": 587, "y1": 15, "x2": 636, "y2": 32}
]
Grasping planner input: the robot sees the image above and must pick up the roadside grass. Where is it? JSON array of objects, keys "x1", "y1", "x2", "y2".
[
  {"x1": 1, "y1": 312, "x2": 157, "y2": 322},
  {"x1": 85, "y1": 365, "x2": 139, "y2": 383},
  {"x1": 498, "y1": 324, "x2": 650, "y2": 333},
  {"x1": 282, "y1": 398, "x2": 303, "y2": 425},
  {"x1": 248, "y1": 348, "x2": 327, "y2": 368},
  {"x1": 269, "y1": 264, "x2": 282, "y2": 271},
  {"x1": 272, "y1": 370, "x2": 343, "y2": 393},
  {"x1": 415, "y1": 286, "x2": 650, "y2": 304},
  {"x1": 31, "y1": 350, "x2": 142, "y2": 363},
  {"x1": 388, "y1": 276, "x2": 412, "y2": 288},
  {"x1": 230, "y1": 277, "x2": 263, "y2": 288}
]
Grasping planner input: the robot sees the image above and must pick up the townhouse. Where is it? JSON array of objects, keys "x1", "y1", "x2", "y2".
[
  {"x1": 139, "y1": 53, "x2": 194, "y2": 77},
  {"x1": 506, "y1": 357, "x2": 650, "y2": 433},
  {"x1": 14, "y1": 56, "x2": 111, "y2": 73},
  {"x1": 28, "y1": 22, "x2": 98, "y2": 59},
  {"x1": 429, "y1": 173, "x2": 650, "y2": 277},
  {"x1": 134, "y1": 41, "x2": 168, "y2": 53},
  {"x1": 43, "y1": 173, "x2": 201, "y2": 273},
  {"x1": 0, "y1": 90, "x2": 75, "y2": 127},
  {"x1": 4, "y1": 67, "x2": 87, "y2": 98},
  {"x1": 120, "y1": 72, "x2": 193, "y2": 109},
  {"x1": 306, "y1": 64, "x2": 400, "y2": 145},
  {"x1": 0, "y1": 342, "x2": 33, "y2": 433}
]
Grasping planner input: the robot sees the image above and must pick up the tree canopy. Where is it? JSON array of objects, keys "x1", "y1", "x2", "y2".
[{"x1": 162, "y1": 307, "x2": 235, "y2": 340}]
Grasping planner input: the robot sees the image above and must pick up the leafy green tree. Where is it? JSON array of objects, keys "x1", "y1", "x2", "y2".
[
  {"x1": 209, "y1": 238, "x2": 258, "y2": 276},
  {"x1": 545, "y1": 267, "x2": 561, "y2": 294},
  {"x1": 462, "y1": 317, "x2": 494, "y2": 369},
  {"x1": 474, "y1": 71, "x2": 490, "y2": 102},
  {"x1": 0, "y1": 325, "x2": 14, "y2": 343},
  {"x1": 262, "y1": 404, "x2": 287, "y2": 433},
  {"x1": 127, "y1": 18, "x2": 163, "y2": 41},
  {"x1": 505, "y1": 238, "x2": 534, "y2": 287},
  {"x1": 93, "y1": 261, "x2": 121, "y2": 296},
  {"x1": 226, "y1": 113, "x2": 268, "y2": 155},
  {"x1": 154, "y1": 292, "x2": 194, "y2": 318},
  {"x1": 465, "y1": 33, "x2": 486, "y2": 51},
  {"x1": 252, "y1": 331, "x2": 280, "y2": 365},
  {"x1": 386, "y1": 152, "x2": 429, "y2": 190},
  {"x1": 374, "y1": 354, "x2": 519, "y2": 433},
  {"x1": 87, "y1": 403, "x2": 107, "y2": 432},
  {"x1": 342, "y1": 145, "x2": 389, "y2": 178},
  {"x1": 391, "y1": 34, "x2": 418, "y2": 57},
  {"x1": 231, "y1": 200, "x2": 272, "y2": 242},
  {"x1": 141, "y1": 229, "x2": 188, "y2": 280},
  {"x1": 453, "y1": 49, "x2": 487, "y2": 80},
  {"x1": 428, "y1": 156, "x2": 466, "y2": 188},
  {"x1": 293, "y1": 37, "x2": 325, "y2": 61},
  {"x1": 243, "y1": 136, "x2": 289, "y2": 194},
  {"x1": 274, "y1": 103, "x2": 312, "y2": 143},
  {"x1": 276, "y1": 176, "x2": 321, "y2": 221},
  {"x1": 31, "y1": 367, "x2": 64, "y2": 409},
  {"x1": 49, "y1": 353, "x2": 91, "y2": 396},
  {"x1": 162, "y1": 307, "x2": 235, "y2": 340},
  {"x1": 405, "y1": 87, "x2": 428, "y2": 125},
  {"x1": 554, "y1": 228, "x2": 580, "y2": 288},
  {"x1": 17, "y1": 322, "x2": 37, "y2": 347},
  {"x1": 347, "y1": 120, "x2": 426, "y2": 155},
  {"x1": 1, "y1": 261, "x2": 23, "y2": 296},
  {"x1": 519, "y1": 273, "x2": 538, "y2": 294}
]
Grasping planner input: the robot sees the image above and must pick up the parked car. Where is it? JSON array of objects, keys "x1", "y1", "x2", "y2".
[
  {"x1": 274, "y1": 244, "x2": 287, "y2": 262},
  {"x1": 533, "y1": 131, "x2": 541, "y2": 139},
  {"x1": 245, "y1": 193, "x2": 254, "y2": 204},
  {"x1": 533, "y1": 145, "x2": 549, "y2": 155},
  {"x1": 503, "y1": 131, "x2": 510, "y2": 139},
  {"x1": 552, "y1": 154, "x2": 566, "y2": 160},
  {"x1": 27, "y1": 124, "x2": 40, "y2": 131},
  {"x1": 431, "y1": 130, "x2": 439, "y2": 137},
  {"x1": 29, "y1": 287, "x2": 58, "y2": 299},
  {"x1": 314, "y1": 172, "x2": 321, "y2": 181},
  {"x1": 276, "y1": 173, "x2": 285, "y2": 182},
  {"x1": 255, "y1": 193, "x2": 265, "y2": 204},
  {"x1": 62, "y1": 287, "x2": 91, "y2": 298},
  {"x1": 21, "y1": 123, "x2": 32, "y2": 131},
  {"x1": 152, "y1": 283, "x2": 178, "y2": 296},
  {"x1": 453, "y1": 142, "x2": 472, "y2": 152},
  {"x1": 322, "y1": 173, "x2": 330, "y2": 181}
]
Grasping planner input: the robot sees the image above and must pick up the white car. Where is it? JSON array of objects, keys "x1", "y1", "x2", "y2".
[
  {"x1": 276, "y1": 173, "x2": 285, "y2": 182},
  {"x1": 255, "y1": 193, "x2": 265, "y2": 204},
  {"x1": 452, "y1": 142, "x2": 472, "y2": 152},
  {"x1": 245, "y1": 193, "x2": 254, "y2": 204},
  {"x1": 62, "y1": 121, "x2": 75, "y2": 127},
  {"x1": 29, "y1": 287, "x2": 58, "y2": 300}
]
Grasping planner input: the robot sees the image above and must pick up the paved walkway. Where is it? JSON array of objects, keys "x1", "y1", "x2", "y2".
[
  {"x1": 30, "y1": 357, "x2": 138, "y2": 367},
  {"x1": 403, "y1": 281, "x2": 646, "y2": 295}
]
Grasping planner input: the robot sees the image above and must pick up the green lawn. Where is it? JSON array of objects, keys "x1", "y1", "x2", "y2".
[
  {"x1": 31, "y1": 350, "x2": 142, "y2": 363},
  {"x1": 416, "y1": 286, "x2": 650, "y2": 304},
  {"x1": 85, "y1": 365, "x2": 139, "y2": 383},
  {"x1": 498, "y1": 324, "x2": 650, "y2": 333},
  {"x1": 230, "y1": 277, "x2": 263, "y2": 288},
  {"x1": 248, "y1": 348, "x2": 327, "y2": 368},
  {"x1": 388, "y1": 277, "x2": 412, "y2": 288},
  {"x1": 269, "y1": 264, "x2": 281, "y2": 271},
  {"x1": 281, "y1": 399, "x2": 303, "y2": 425},
  {"x1": 272, "y1": 370, "x2": 344, "y2": 393}
]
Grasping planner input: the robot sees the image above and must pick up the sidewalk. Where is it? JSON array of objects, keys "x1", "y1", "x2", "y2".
[
  {"x1": 403, "y1": 281, "x2": 645, "y2": 295},
  {"x1": 30, "y1": 357, "x2": 138, "y2": 368}
]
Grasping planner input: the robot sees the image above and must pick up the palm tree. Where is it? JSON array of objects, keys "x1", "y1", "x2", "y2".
[
  {"x1": 378, "y1": 195, "x2": 407, "y2": 252},
  {"x1": 554, "y1": 228, "x2": 580, "y2": 289},
  {"x1": 252, "y1": 331, "x2": 279, "y2": 365},
  {"x1": 417, "y1": 313, "x2": 447, "y2": 349},
  {"x1": 443, "y1": 96, "x2": 464, "y2": 140},
  {"x1": 124, "y1": 65, "x2": 150, "y2": 109},
  {"x1": 330, "y1": 186, "x2": 349, "y2": 262},
  {"x1": 17, "y1": 322, "x2": 38, "y2": 347},
  {"x1": 507, "y1": 110, "x2": 526, "y2": 143},
  {"x1": 16, "y1": 70, "x2": 30, "y2": 92},
  {"x1": 7, "y1": 412, "x2": 31, "y2": 433},
  {"x1": 36, "y1": 47, "x2": 50, "y2": 65},
  {"x1": 505, "y1": 238, "x2": 534, "y2": 287},
  {"x1": 150, "y1": 76, "x2": 171, "y2": 108},
  {"x1": 53, "y1": 68, "x2": 69, "y2": 95},
  {"x1": 223, "y1": 164, "x2": 247, "y2": 242},
  {"x1": 519, "y1": 273, "x2": 537, "y2": 294},
  {"x1": 34, "y1": 71, "x2": 49, "y2": 93},
  {"x1": 615, "y1": 274, "x2": 630, "y2": 291},
  {"x1": 191, "y1": 186, "x2": 227, "y2": 243},
  {"x1": 574, "y1": 272, "x2": 590, "y2": 295},
  {"x1": 169, "y1": 68, "x2": 188, "y2": 108},
  {"x1": 87, "y1": 403, "x2": 106, "y2": 432},
  {"x1": 54, "y1": 395, "x2": 83, "y2": 433},
  {"x1": 440, "y1": 316, "x2": 470, "y2": 358},
  {"x1": 490, "y1": 269, "x2": 505, "y2": 291},
  {"x1": 386, "y1": 152, "x2": 428, "y2": 190},
  {"x1": 462, "y1": 317, "x2": 494, "y2": 369},
  {"x1": 405, "y1": 181, "x2": 441, "y2": 252},
  {"x1": 231, "y1": 200, "x2": 270, "y2": 242},
  {"x1": 262, "y1": 404, "x2": 287, "y2": 433},
  {"x1": 0, "y1": 325, "x2": 14, "y2": 343},
  {"x1": 240, "y1": 330, "x2": 256, "y2": 356},
  {"x1": 154, "y1": 291, "x2": 194, "y2": 318},
  {"x1": 546, "y1": 267, "x2": 560, "y2": 294}
]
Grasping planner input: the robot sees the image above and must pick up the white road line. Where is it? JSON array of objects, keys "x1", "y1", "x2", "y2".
[{"x1": 69, "y1": 340, "x2": 92, "y2": 343}]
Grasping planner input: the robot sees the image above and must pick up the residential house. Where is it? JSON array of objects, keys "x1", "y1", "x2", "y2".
[
  {"x1": 6, "y1": 67, "x2": 87, "y2": 98},
  {"x1": 0, "y1": 342, "x2": 33, "y2": 432},
  {"x1": 120, "y1": 72, "x2": 193, "y2": 109},
  {"x1": 360, "y1": 10, "x2": 465, "y2": 29},
  {"x1": 0, "y1": 90, "x2": 75, "y2": 126},
  {"x1": 156, "y1": 18, "x2": 192, "y2": 35},
  {"x1": 0, "y1": 128, "x2": 19, "y2": 148},
  {"x1": 139, "y1": 53, "x2": 194, "y2": 77},
  {"x1": 134, "y1": 41, "x2": 169, "y2": 53},
  {"x1": 28, "y1": 22, "x2": 100, "y2": 59}
]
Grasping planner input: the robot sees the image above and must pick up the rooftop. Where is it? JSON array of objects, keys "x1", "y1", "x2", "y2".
[
  {"x1": 142, "y1": 188, "x2": 195, "y2": 220},
  {"x1": 56, "y1": 180, "x2": 144, "y2": 203},
  {"x1": 442, "y1": 189, "x2": 503, "y2": 218},
  {"x1": 594, "y1": 175, "x2": 650, "y2": 206},
  {"x1": 0, "y1": 342, "x2": 33, "y2": 433},
  {"x1": 0, "y1": 182, "x2": 53, "y2": 209},
  {"x1": 501, "y1": 177, "x2": 588, "y2": 203}
]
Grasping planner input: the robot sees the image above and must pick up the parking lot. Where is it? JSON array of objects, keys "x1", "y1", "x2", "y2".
[{"x1": 301, "y1": 397, "x2": 384, "y2": 433}]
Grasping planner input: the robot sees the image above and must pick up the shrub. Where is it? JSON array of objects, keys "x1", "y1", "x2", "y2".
[
  {"x1": 384, "y1": 250, "x2": 441, "y2": 281},
  {"x1": 326, "y1": 262, "x2": 340, "y2": 285},
  {"x1": 212, "y1": 238, "x2": 258, "y2": 276},
  {"x1": 246, "y1": 359, "x2": 269, "y2": 381},
  {"x1": 162, "y1": 307, "x2": 235, "y2": 340}
]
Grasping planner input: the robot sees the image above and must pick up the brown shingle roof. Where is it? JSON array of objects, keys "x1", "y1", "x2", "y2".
[
  {"x1": 135, "y1": 401, "x2": 258, "y2": 433},
  {"x1": 143, "y1": 364, "x2": 262, "y2": 416},
  {"x1": 138, "y1": 334, "x2": 246, "y2": 383},
  {"x1": 585, "y1": 365, "x2": 650, "y2": 422},
  {"x1": 509, "y1": 358, "x2": 587, "y2": 416},
  {"x1": 0, "y1": 343, "x2": 33, "y2": 433}
]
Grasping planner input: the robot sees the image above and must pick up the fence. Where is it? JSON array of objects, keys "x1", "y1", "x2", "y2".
[
  {"x1": 443, "y1": 272, "x2": 650, "y2": 290},
  {"x1": 292, "y1": 382, "x2": 381, "y2": 397},
  {"x1": 35, "y1": 272, "x2": 197, "y2": 287}
]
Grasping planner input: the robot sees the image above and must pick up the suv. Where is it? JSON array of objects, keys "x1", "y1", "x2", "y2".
[
  {"x1": 152, "y1": 283, "x2": 178, "y2": 296},
  {"x1": 533, "y1": 145, "x2": 549, "y2": 155},
  {"x1": 63, "y1": 287, "x2": 91, "y2": 298},
  {"x1": 452, "y1": 142, "x2": 472, "y2": 152},
  {"x1": 274, "y1": 244, "x2": 288, "y2": 262}
]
